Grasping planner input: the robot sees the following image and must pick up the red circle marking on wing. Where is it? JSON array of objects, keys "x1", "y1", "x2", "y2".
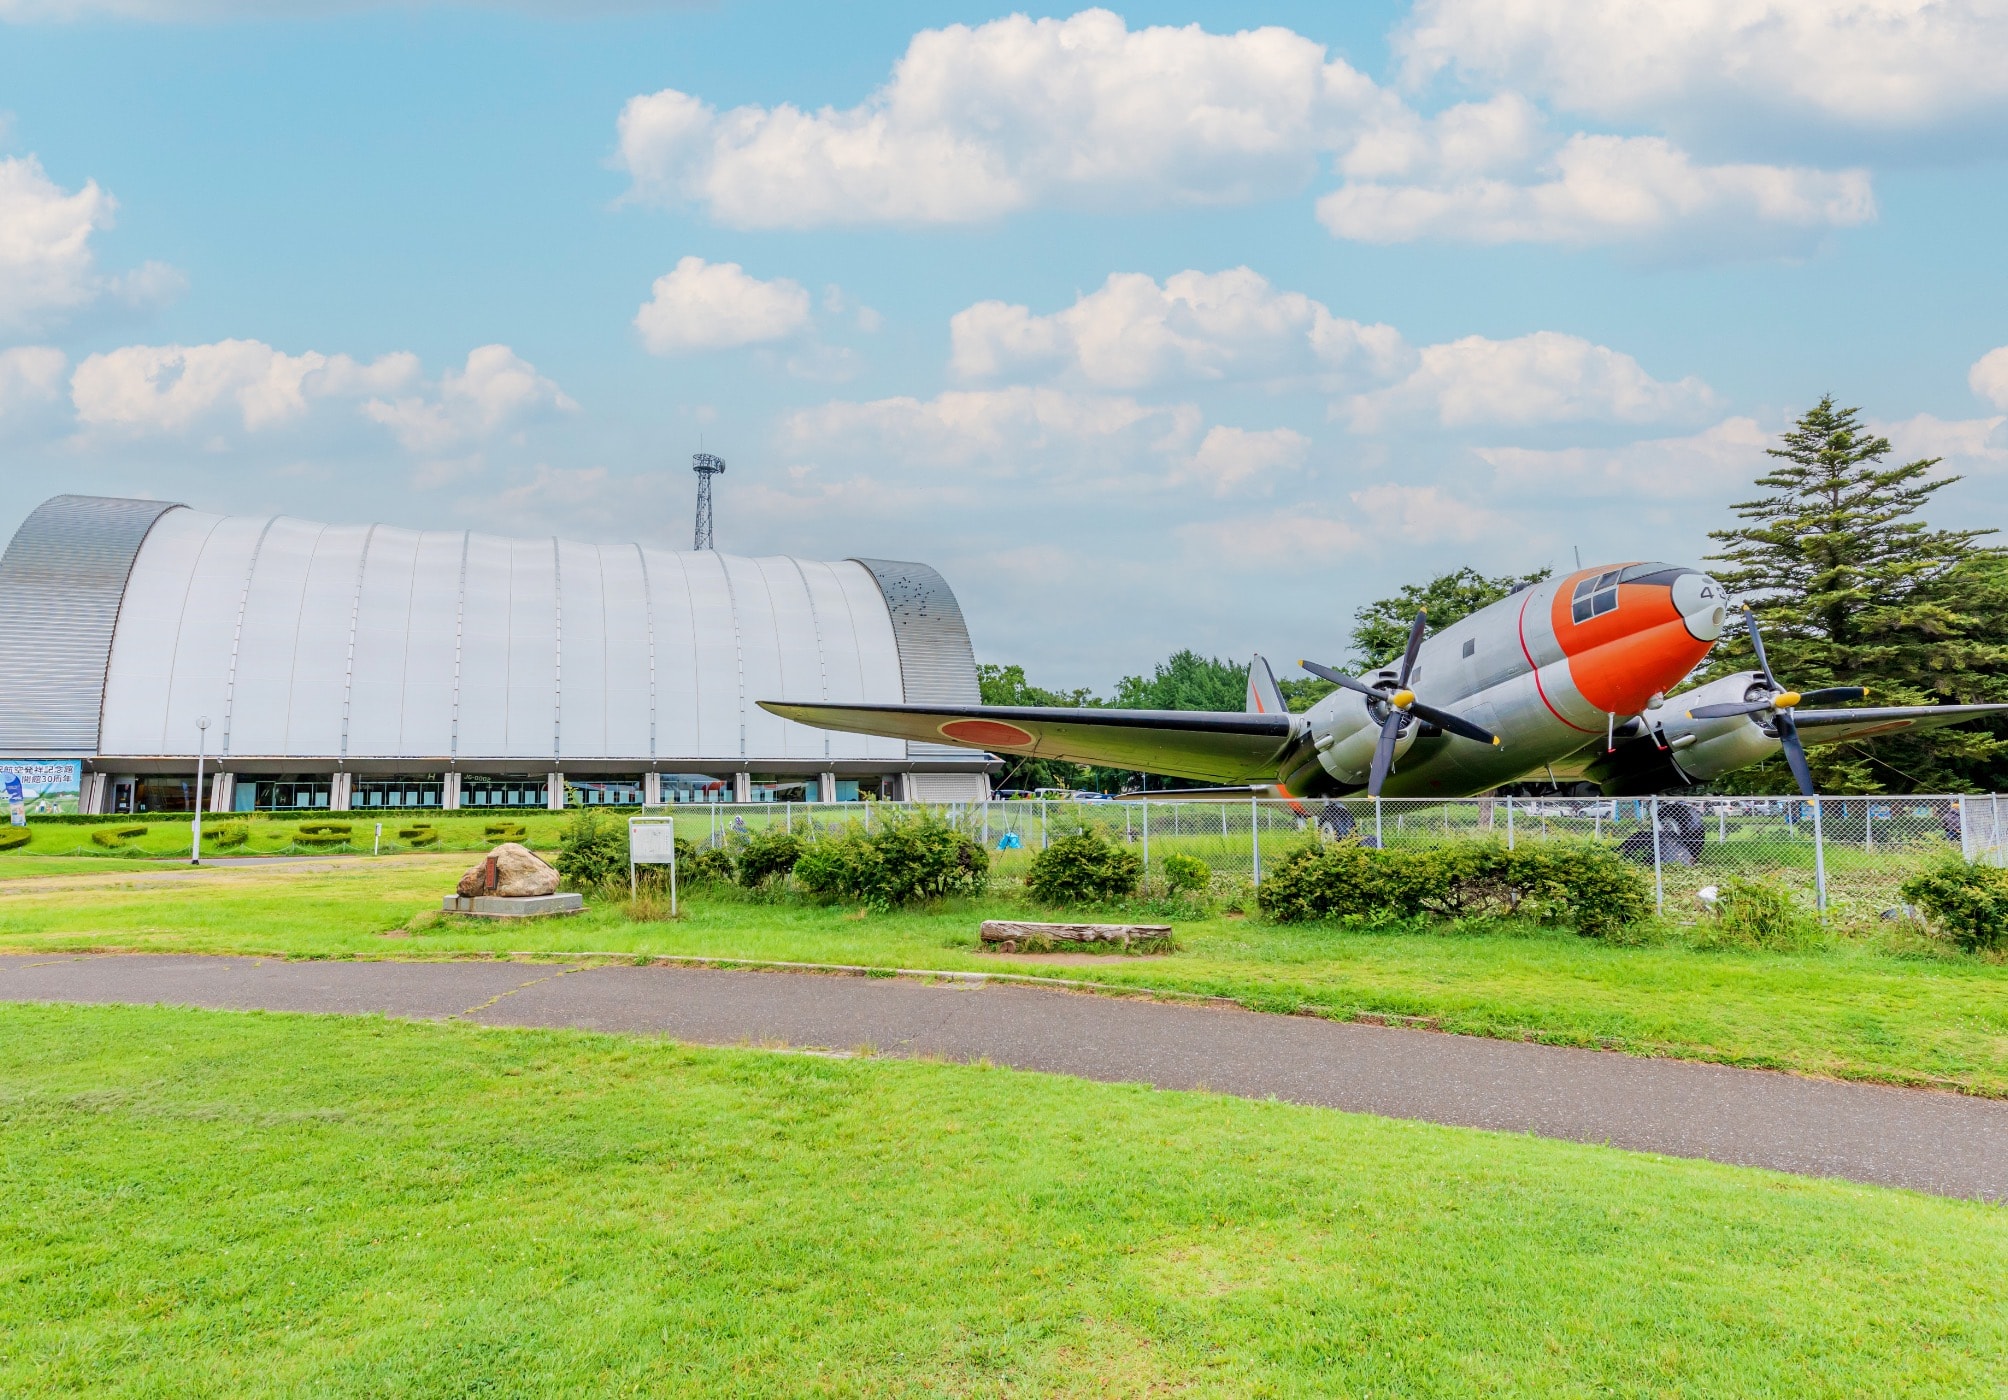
[{"x1": 939, "y1": 718, "x2": 1036, "y2": 747}]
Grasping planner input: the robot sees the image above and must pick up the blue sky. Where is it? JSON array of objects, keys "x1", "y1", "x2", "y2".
[{"x1": 2, "y1": 0, "x2": 2005, "y2": 688}]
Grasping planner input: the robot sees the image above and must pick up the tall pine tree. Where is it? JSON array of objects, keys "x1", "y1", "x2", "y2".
[{"x1": 1705, "y1": 396, "x2": 2006, "y2": 792}]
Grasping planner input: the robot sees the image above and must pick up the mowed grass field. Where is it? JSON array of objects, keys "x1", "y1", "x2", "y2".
[
  {"x1": 4, "y1": 853, "x2": 2007, "y2": 1096},
  {"x1": 2, "y1": 1001, "x2": 2004, "y2": 1397}
]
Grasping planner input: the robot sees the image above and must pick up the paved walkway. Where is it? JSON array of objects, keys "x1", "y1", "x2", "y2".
[{"x1": 3, "y1": 953, "x2": 2003, "y2": 1200}]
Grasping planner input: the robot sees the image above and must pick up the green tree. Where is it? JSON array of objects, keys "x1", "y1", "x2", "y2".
[
  {"x1": 977, "y1": 663, "x2": 1098, "y2": 709},
  {"x1": 1705, "y1": 395, "x2": 2006, "y2": 793},
  {"x1": 1111, "y1": 649, "x2": 1246, "y2": 711}
]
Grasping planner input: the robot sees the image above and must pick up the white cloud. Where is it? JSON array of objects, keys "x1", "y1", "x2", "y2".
[
  {"x1": 1319, "y1": 134, "x2": 1873, "y2": 254},
  {"x1": 1178, "y1": 509, "x2": 1367, "y2": 565},
  {"x1": 633, "y1": 256, "x2": 813, "y2": 353},
  {"x1": 1874, "y1": 411, "x2": 2008, "y2": 475},
  {"x1": 617, "y1": 9, "x2": 1391, "y2": 227},
  {"x1": 950, "y1": 267, "x2": 1411, "y2": 391},
  {"x1": 1971, "y1": 346, "x2": 2008, "y2": 411},
  {"x1": 0, "y1": 345, "x2": 65, "y2": 417},
  {"x1": 70, "y1": 339, "x2": 418, "y2": 435},
  {"x1": 0, "y1": 154, "x2": 179, "y2": 331},
  {"x1": 361, "y1": 344, "x2": 576, "y2": 453},
  {"x1": 1348, "y1": 482, "x2": 1505, "y2": 543},
  {"x1": 67, "y1": 339, "x2": 570, "y2": 453},
  {"x1": 1180, "y1": 425, "x2": 1309, "y2": 494},
  {"x1": 780, "y1": 386, "x2": 1199, "y2": 484},
  {"x1": 1346, "y1": 330, "x2": 1715, "y2": 429},
  {"x1": 1397, "y1": 0, "x2": 2008, "y2": 142},
  {"x1": 1475, "y1": 416, "x2": 1770, "y2": 498}
]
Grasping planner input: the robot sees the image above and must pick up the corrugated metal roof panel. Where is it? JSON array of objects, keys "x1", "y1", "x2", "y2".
[
  {"x1": 850, "y1": 558, "x2": 984, "y2": 762},
  {"x1": 0, "y1": 495, "x2": 183, "y2": 754}
]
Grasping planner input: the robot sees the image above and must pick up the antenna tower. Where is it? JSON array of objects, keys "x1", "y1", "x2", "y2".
[{"x1": 691, "y1": 452, "x2": 726, "y2": 550}]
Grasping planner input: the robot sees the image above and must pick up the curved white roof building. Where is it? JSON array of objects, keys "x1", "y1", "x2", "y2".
[{"x1": 0, "y1": 495, "x2": 989, "y2": 813}]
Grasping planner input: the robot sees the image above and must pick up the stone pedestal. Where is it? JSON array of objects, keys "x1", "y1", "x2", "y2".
[{"x1": 441, "y1": 892, "x2": 584, "y2": 918}]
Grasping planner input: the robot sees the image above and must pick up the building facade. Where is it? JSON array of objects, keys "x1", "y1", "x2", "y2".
[{"x1": 0, "y1": 495, "x2": 993, "y2": 813}]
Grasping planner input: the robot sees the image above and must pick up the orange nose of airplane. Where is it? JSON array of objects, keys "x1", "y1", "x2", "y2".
[{"x1": 1553, "y1": 563, "x2": 1726, "y2": 716}]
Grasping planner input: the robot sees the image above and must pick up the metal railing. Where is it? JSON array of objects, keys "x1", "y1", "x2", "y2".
[{"x1": 678, "y1": 793, "x2": 2007, "y2": 922}]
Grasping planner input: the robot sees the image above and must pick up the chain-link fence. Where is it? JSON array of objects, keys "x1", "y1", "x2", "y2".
[{"x1": 677, "y1": 793, "x2": 2008, "y2": 922}]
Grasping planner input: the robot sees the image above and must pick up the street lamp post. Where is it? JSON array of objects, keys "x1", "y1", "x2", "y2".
[{"x1": 192, "y1": 716, "x2": 209, "y2": 866}]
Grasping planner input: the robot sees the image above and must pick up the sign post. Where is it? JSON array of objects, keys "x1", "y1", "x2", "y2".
[
  {"x1": 191, "y1": 716, "x2": 209, "y2": 866},
  {"x1": 627, "y1": 813, "x2": 678, "y2": 916}
]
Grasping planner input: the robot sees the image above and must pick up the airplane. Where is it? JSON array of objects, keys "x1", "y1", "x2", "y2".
[{"x1": 760, "y1": 561, "x2": 2008, "y2": 800}]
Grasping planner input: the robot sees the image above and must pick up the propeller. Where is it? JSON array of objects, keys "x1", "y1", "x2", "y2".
[
  {"x1": 1299, "y1": 610, "x2": 1501, "y2": 797},
  {"x1": 1682, "y1": 608, "x2": 1867, "y2": 796}
]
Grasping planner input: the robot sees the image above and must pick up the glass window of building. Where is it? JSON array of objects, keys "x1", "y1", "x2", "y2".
[
  {"x1": 659, "y1": 774, "x2": 733, "y2": 803},
  {"x1": 352, "y1": 777, "x2": 443, "y2": 808},
  {"x1": 241, "y1": 777, "x2": 332, "y2": 811},
  {"x1": 128, "y1": 777, "x2": 202, "y2": 813},
  {"x1": 568, "y1": 778, "x2": 645, "y2": 806},
  {"x1": 460, "y1": 777, "x2": 549, "y2": 808},
  {"x1": 748, "y1": 776, "x2": 811, "y2": 803}
]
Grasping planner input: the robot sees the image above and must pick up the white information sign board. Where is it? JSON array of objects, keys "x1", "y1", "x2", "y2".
[{"x1": 627, "y1": 814, "x2": 677, "y2": 915}]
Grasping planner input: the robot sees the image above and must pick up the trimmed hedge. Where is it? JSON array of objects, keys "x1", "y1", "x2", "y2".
[
  {"x1": 397, "y1": 824, "x2": 439, "y2": 847},
  {"x1": 0, "y1": 827, "x2": 30, "y2": 851},
  {"x1": 91, "y1": 825, "x2": 148, "y2": 848},
  {"x1": 295, "y1": 822, "x2": 354, "y2": 847},
  {"x1": 204, "y1": 822, "x2": 250, "y2": 849},
  {"x1": 1257, "y1": 837, "x2": 1652, "y2": 939},
  {"x1": 484, "y1": 822, "x2": 528, "y2": 840}
]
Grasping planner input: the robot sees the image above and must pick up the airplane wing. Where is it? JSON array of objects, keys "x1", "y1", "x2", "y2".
[
  {"x1": 1789, "y1": 703, "x2": 2008, "y2": 746},
  {"x1": 758, "y1": 701, "x2": 1298, "y2": 785}
]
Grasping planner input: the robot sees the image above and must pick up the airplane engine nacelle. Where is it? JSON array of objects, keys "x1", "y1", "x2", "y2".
[
  {"x1": 1656, "y1": 671, "x2": 1780, "y2": 782},
  {"x1": 1309, "y1": 687, "x2": 1413, "y2": 787}
]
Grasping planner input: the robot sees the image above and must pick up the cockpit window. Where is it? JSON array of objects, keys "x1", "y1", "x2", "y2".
[{"x1": 1571, "y1": 571, "x2": 1620, "y2": 624}]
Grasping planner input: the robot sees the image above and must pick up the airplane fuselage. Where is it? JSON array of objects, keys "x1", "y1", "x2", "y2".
[{"x1": 1290, "y1": 563, "x2": 1729, "y2": 798}]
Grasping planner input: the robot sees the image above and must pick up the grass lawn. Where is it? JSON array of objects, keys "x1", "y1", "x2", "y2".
[
  {"x1": 4, "y1": 853, "x2": 2007, "y2": 1097},
  {"x1": 2, "y1": 1002, "x2": 2003, "y2": 1396}
]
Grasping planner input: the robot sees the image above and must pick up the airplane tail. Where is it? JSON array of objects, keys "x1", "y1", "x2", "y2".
[{"x1": 1246, "y1": 654, "x2": 1286, "y2": 716}]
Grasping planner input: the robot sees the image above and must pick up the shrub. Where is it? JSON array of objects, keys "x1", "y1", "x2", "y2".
[
  {"x1": 1900, "y1": 859, "x2": 2008, "y2": 952},
  {"x1": 295, "y1": 822, "x2": 353, "y2": 847},
  {"x1": 1025, "y1": 824, "x2": 1143, "y2": 905},
  {"x1": 0, "y1": 827, "x2": 29, "y2": 851},
  {"x1": 397, "y1": 824, "x2": 439, "y2": 847},
  {"x1": 682, "y1": 845, "x2": 738, "y2": 886},
  {"x1": 205, "y1": 821, "x2": 250, "y2": 849},
  {"x1": 1160, "y1": 852, "x2": 1211, "y2": 897},
  {"x1": 794, "y1": 808, "x2": 988, "y2": 908},
  {"x1": 1257, "y1": 837, "x2": 1651, "y2": 939},
  {"x1": 484, "y1": 821, "x2": 528, "y2": 839},
  {"x1": 91, "y1": 824, "x2": 147, "y2": 848},
  {"x1": 553, "y1": 809, "x2": 626, "y2": 890},
  {"x1": 738, "y1": 829, "x2": 803, "y2": 887},
  {"x1": 1704, "y1": 875, "x2": 1817, "y2": 949}
]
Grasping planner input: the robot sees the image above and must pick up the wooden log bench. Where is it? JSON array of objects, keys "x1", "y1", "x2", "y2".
[{"x1": 979, "y1": 920, "x2": 1176, "y2": 955}]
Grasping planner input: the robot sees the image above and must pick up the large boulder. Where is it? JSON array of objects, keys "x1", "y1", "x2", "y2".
[{"x1": 456, "y1": 842, "x2": 560, "y2": 898}]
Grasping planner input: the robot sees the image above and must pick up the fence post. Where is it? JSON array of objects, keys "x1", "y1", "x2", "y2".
[
  {"x1": 1040, "y1": 798, "x2": 1047, "y2": 850},
  {"x1": 982, "y1": 800, "x2": 990, "y2": 850},
  {"x1": 1650, "y1": 795, "x2": 1664, "y2": 915},
  {"x1": 785, "y1": 801, "x2": 792, "y2": 835},
  {"x1": 1374, "y1": 795, "x2": 1383, "y2": 848},
  {"x1": 1811, "y1": 796, "x2": 1828, "y2": 914},
  {"x1": 1250, "y1": 794, "x2": 1261, "y2": 885},
  {"x1": 1505, "y1": 795, "x2": 1515, "y2": 851},
  {"x1": 1141, "y1": 798, "x2": 1150, "y2": 876}
]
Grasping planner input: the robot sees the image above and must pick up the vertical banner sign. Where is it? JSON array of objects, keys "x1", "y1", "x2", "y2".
[{"x1": 0, "y1": 760, "x2": 83, "y2": 823}]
